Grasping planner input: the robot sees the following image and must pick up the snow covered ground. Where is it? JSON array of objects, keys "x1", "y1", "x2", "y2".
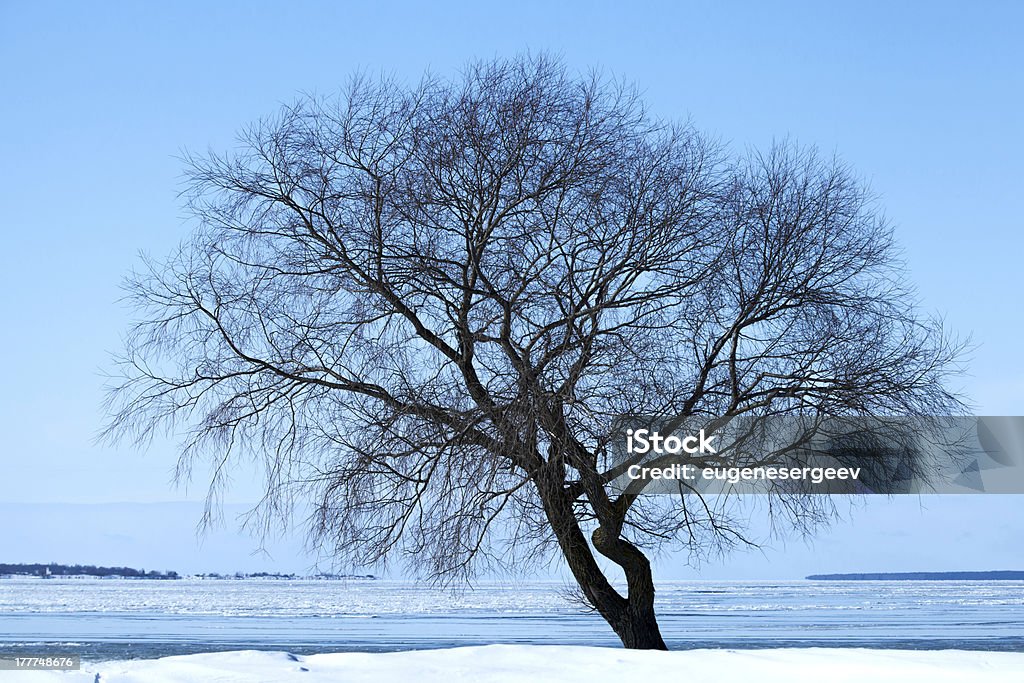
[{"x1": 16, "y1": 645, "x2": 1024, "y2": 683}]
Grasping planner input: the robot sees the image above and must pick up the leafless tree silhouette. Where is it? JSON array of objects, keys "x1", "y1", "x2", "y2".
[{"x1": 104, "y1": 55, "x2": 965, "y2": 649}]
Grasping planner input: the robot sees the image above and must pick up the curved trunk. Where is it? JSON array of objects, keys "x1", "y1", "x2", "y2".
[
  {"x1": 592, "y1": 525, "x2": 668, "y2": 650},
  {"x1": 535, "y1": 470, "x2": 668, "y2": 650}
]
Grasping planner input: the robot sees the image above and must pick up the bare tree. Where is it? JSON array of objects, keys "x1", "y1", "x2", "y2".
[{"x1": 104, "y1": 55, "x2": 965, "y2": 649}]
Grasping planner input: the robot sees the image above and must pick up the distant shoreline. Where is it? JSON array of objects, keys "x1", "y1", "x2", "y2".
[
  {"x1": 807, "y1": 571, "x2": 1024, "y2": 581},
  {"x1": 0, "y1": 563, "x2": 178, "y2": 580},
  {"x1": 0, "y1": 563, "x2": 376, "y2": 581}
]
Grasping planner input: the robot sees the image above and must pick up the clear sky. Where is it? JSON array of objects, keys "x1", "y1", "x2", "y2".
[{"x1": 0, "y1": 1, "x2": 1022, "y2": 576}]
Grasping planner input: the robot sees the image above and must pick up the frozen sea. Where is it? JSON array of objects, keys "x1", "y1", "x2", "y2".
[{"x1": 1, "y1": 578, "x2": 1021, "y2": 661}]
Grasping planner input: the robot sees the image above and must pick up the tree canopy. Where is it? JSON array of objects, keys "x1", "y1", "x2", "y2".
[{"x1": 105, "y1": 55, "x2": 965, "y2": 649}]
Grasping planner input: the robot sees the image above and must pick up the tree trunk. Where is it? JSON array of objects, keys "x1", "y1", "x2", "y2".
[
  {"x1": 615, "y1": 589, "x2": 668, "y2": 650},
  {"x1": 592, "y1": 525, "x2": 668, "y2": 650},
  {"x1": 534, "y1": 469, "x2": 668, "y2": 650}
]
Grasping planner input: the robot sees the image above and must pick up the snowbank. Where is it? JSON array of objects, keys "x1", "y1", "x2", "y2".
[{"x1": 16, "y1": 645, "x2": 1024, "y2": 683}]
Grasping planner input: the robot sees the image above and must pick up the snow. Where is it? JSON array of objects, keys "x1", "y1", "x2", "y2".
[{"x1": 15, "y1": 645, "x2": 1024, "y2": 683}]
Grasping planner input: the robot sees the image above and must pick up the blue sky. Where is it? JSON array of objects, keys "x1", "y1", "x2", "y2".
[{"x1": 0, "y1": 1, "x2": 1021, "y2": 576}]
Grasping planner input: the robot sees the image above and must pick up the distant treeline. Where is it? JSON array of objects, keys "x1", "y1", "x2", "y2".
[
  {"x1": 0, "y1": 563, "x2": 179, "y2": 579},
  {"x1": 807, "y1": 571, "x2": 1024, "y2": 581},
  {"x1": 195, "y1": 572, "x2": 377, "y2": 580}
]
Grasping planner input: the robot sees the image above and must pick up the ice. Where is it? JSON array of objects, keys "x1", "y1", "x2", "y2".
[{"x1": 3, "y1": 579, "x2": 1022, "y2": 657}]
